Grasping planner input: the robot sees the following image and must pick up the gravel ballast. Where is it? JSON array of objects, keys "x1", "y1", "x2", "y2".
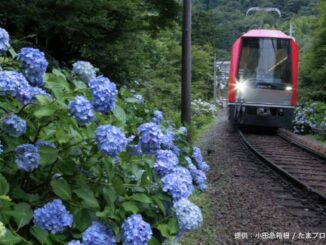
[{"x1": 181, "y1": 112, "x2": 326, "y2": 245}]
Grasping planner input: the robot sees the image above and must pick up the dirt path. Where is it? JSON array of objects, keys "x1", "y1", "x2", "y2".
[{"x1": 181, "y1": 111, "x2": 326, "y2": 245}]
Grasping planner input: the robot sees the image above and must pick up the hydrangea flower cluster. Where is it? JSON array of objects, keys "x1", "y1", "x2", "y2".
[
  {"x1": 96, "y1": 125, "x2": 127, "y2": 157},
  {"x1": 82, "y1": 222, "x2": 116, "y2": 245},
  {"x1": 185, "y1": 157, "x2": 207, "y2": 191},
  {"x1": 121, "y1": 214, "x2": 152, "y2": 245},
  {"x1": 133, "y1": 94, "x2": 144, "y2": 104},
  {"x1": 174, "y1": 199, "x2": 203, "y2": 232},
  {"x1": 178, "y1": 126, "x2": 187, "y2": 136},
  {"x1": 151, "y1": 110, "x2": 163, "y2": 124},
  {"x1": 15, "y1": 144, "x2": 40, "y2": 172},
  {"x1": 0, "y1": 28, "x2": 9, "y2": 53},
  {"x1": 33, "y1": 199, "x2": 73, "y2": 234},
  {"x1": 69, "y1": 96, "x2": 96, "y2": 125},
  {"x1": 161, "y1": 128, "x2": 180, "y2": 155},
  {"x1": 2, "y1": 114, "x2": 27, "y2": 137},
  {"x1": 17, "y1": 48, "x2": 48, "y2": 86},
  {"x1": 35, "y1": 140, "x2": 56, "y2": 149},
  {"x1": 193, "y1": 147, "x2": 209, "y2": 172},
  {"x1": 68, "y1": 241, "x2": 82, "y2": 245},
  {"x1": 161, "y1": 167, "x2": 194, "y2": 201},
  {"x1": 154, "y1": 150, "x2": 178, "y2": 178},
  {"x1": 72, "y1": 61, "x2": 96, "y2": 83},
  {"x1": 191, "y1": 169, "x2": 207, "y2": 191},
  {"x1": 89, "y1": 76, "x2": 117, "y2": 114},
  {"x1": 0, "y1": 71, "x2": 50, "y2": 104},
  {"x1": 138, "y1": 122, "x2": 163, "y2": 155}
]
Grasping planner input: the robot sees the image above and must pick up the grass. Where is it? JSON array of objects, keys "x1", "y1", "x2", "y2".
[
  {"x1": 305, "y1": 134, "x2": 326, "y2": 145},
  {"x1": 179, "y1": 191, "x2": 220, "y2": 245}
]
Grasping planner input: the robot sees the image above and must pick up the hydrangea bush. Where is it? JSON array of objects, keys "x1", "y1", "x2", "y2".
[
  {"x1": 293, "y1": 102, "x2": 326, "y2": 134},
  {"x1": 0, "y1": 28, "x2": 210, "y2": 244}
]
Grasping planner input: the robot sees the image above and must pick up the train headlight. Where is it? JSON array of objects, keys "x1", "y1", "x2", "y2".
[
  {"x1": 285, "y1": 86, "x2": 292, "y2": 91},
  {"x1": 235, "y1": 81, "x2": 247, "y2": 93}
]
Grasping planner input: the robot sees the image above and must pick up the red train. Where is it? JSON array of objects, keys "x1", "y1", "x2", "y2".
[{"x1": 228, "y1": 29, "x2": 299, "y2": 128}]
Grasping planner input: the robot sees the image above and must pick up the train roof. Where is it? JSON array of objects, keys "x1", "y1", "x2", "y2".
[{"x1": 242, "y1": 29, "x2": 292, "y2": 39}]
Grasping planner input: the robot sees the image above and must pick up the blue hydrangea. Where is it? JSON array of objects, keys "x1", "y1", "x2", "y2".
[
  {"x1": 0, "y1": 141, "x2": 3, "y2": 155},
  {"x1": 33, "y1": 199, "x2": 73, "y2": 234},
  {"x1": 185, "y1": 157, "x2": 207, "y2": 190},
  {"x1": 0, "y1": 28, "x2": 10, "y2": 53},
  {"x1": 161, "y1": 167, "x2": 194, "y2": 201},
  {"x1": 193, "y1": 147, "x2": 209, "y2": 172},
  {"x1": 68, "y1": 241, "x2": 82, "y2": 245},
  {"x1": 133, "y1": 94, "x2": 144, "y2": 104},
  {"x1": 95, "y1": 125, "x2": 127, "y2": 157},
  {"x1": 15, "y1": 144, "x2": 40, "y2": 172},
  {"x1": 82, "y1": 222, "x2": 116, "y2": 245},
  {"x1": 30, "y1": 87, "x2": 52, "y2": 98},
  {"x1": 72, "y1": 61, "x2": 96, "y2": 83},
  {"x1": 191, "y1": 169, "x2": 207, "y2": 191},
  {"x1": 161, "y1": 128, "x2": 180, "y2": 155},
  {"x1": 17, "y1": 48, "x2": 48, "y2": 86},
  {"x1": 89, "y1": 76, "x2": 117, "y2": 114},
  {"x1": 69, "y1": 96, "x2": 96, "y2": 126},
  {"x1": 2, "y1": 114, "x2": 27, "y2": 137},
  {"x1": 178, "y1": 127, "x2": 187, "y2": 136},
  {"x1": 121, "y1": 214, "x2": 152, "y2": 245},
  {"x1": 138, "y1": 122, "x2": 163, "y2": 155},
  {"x1": 35, "y1": 140, "x2": 56, "y2": 149},
  {"x1": 174, "y1": 199, "x2": 203, "y2": 232},
  {"x1": 154, "y1": 150, "x2": 178, "y2": 178},
  {"x1": 151, "y1": 110, "x2": 163, "y2": 124},
  {"x1": 0, "y1": 71, "x2": 32, "y2": 103}
]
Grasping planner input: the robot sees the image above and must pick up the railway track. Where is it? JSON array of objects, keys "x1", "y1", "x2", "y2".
[{"x1": 240, "y1": 130, "x2": 326, "y2": 204}]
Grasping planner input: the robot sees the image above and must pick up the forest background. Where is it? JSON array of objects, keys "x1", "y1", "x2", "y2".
[{"x1": 0, "y1": 0, "x2": 324, "y2": 128}]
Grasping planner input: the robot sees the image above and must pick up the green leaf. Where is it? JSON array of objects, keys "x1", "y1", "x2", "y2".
[
  {"x1": 122, "y1": 201, "x2": 139, "y2": 214},
  {"x1": 112, "y1": 176, "x2": 124, "y2": 195},
  {"x1": 35, "y1": 94, "x2": 51, "y2": 105},
  {"x1": 39, "y1": 146, "x2": 58, "y2": 165},
  {"x1": 131, "y1": 193, "x2": 151, "y2": 204},
  {"x1": 74, "y1": 187, "x2": 99, "y2": 209},
  {"x1": 103, "y1": 186, "x2": 117, "y2": 206},
  {"x1": 30, "y1": 227, "x2": 52, "y2": 245},
  {"x1": 73, "y1": 209, "x2": 91, "y2": 232},
  {"x1": 51, "y1": 179, "x2": 71, "y2": 200},
  {"x1": 8, "y1": 47, "x2": 16, "y2": 58},
  {"x1": 33, "y1": 107, "x2": 56, "y2": 118},
  {"x1": 113, "y1": 105, "x2": 126, "y2": 124},
  {"x1": 125, "y1": 97, "x2": 139, "y2": 103},
  {"x1": 0, "y1": 174, "x2": 9, "y2": 195},
  {"x1": 148, "y1": 237, "x2": 161, "y2": 245},
  {"x1": 2, "y1": 203, "x2": 33, "y2": 229},
  {"x1": 0, "y1": 230, "x2": 22, "y2": 244},
  {"x1": 157, "y1": 224, "x2": 170, "y2": 238},
  {"x1": 153, "y1": 196, "x2": 166, "y2": 216}
]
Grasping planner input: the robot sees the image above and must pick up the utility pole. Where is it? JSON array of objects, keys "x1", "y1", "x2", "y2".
[
  {"x1": 181, "y1": 0, "x2": 192, "y2": 135},
  {"x1": 213, "y1": 54, "x2": 217, "y2": 106}
]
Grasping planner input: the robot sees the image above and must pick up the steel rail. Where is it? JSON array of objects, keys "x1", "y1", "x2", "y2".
[{"x1": 239, "y1": 130, "x2": 326, "y2": 205}]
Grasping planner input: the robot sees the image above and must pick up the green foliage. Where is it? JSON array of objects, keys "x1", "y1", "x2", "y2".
[
  {"x1": 300, "y1": 1, "x2": 326, "y2": 102},
  {"x1": 0, "y1": 49, "x2": 202, "y2": 243}
]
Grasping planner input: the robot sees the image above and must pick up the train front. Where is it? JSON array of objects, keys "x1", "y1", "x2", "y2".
[{"x1": 228, "y1": 30, "x2": 299, "y2": 128}]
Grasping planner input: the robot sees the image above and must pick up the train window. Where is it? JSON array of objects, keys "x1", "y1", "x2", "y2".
[{"x1": 237, "y1": 38, "x2": 292, "y2": 89}]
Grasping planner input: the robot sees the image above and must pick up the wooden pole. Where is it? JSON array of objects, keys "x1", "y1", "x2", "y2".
[{"x1": 181, "y1": 0, "x2": 192, "y2": 135}]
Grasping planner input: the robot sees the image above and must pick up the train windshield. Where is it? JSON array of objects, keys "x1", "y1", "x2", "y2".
[{"x1": 237, "y1": 38, "x2": 292, "y2": 89}]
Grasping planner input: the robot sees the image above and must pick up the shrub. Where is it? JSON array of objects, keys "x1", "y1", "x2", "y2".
[
  {"x1": 293, "y1": 102, "x2": 326, "y2": 134},
  {"x1": 0, "y1": 28, "x2": 209, "y2": 244}
]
